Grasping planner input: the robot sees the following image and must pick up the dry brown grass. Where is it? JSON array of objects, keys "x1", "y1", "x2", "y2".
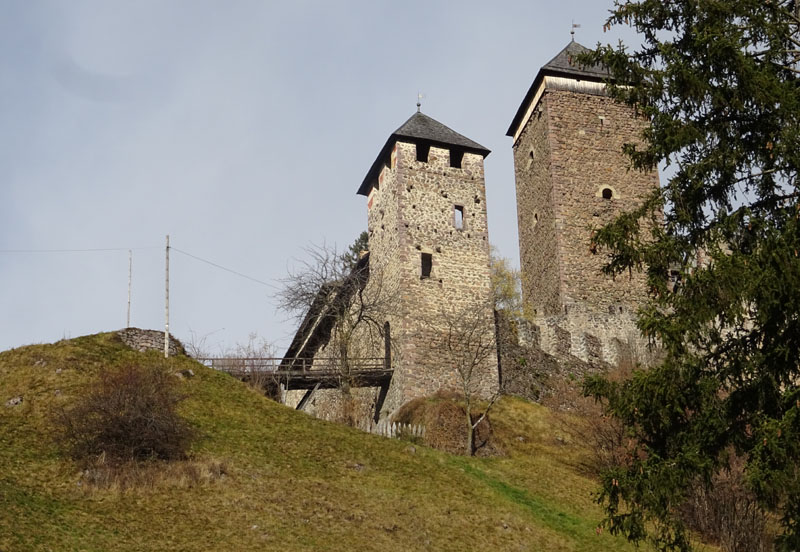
[{"x1": 76, "y1": 456, "x2": 229, "y2": 491}]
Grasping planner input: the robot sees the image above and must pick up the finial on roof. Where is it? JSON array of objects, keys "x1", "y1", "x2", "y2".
[
  {"x1": 417, "y1": 91, "x2": 424, "y2": 113},
  {"x1": 571, "y1": 21, "x2": 581, "y2": 41}
]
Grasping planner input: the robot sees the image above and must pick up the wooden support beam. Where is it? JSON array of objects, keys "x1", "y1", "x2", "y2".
[
  {"x1": 373, "y1": 381, "x2": 390, "y2": 423},
  {"x1": 296, "y1": 382, "x2": 321, "y2": 411}
]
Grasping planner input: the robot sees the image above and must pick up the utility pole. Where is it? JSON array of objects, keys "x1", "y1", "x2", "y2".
[
  {"x1": 127, "y1": 249, "x2": 132, "y2": 328},
  {"x1": 164, "y1": 235, "x2": 170, "y2": 358}
]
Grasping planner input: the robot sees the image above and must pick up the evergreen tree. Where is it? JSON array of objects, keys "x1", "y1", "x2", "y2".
[
  {"x1": 580, "y1": 1, "x2": 800, "y2": 549},
  {"x1": 340, "y1": 231, "x2": 369, "y2": 271}
]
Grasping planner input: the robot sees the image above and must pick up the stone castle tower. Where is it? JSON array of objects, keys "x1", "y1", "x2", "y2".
[
  {"x1": 506, "y1": 41, "x2": 660, "y2": 364},
  {"x1": 358, "y1": 111, "x2": 499, "y2": 414}
]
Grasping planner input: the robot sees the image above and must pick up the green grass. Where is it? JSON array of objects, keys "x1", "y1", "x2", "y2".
[{"x1": 0, "y1": 332, "x2": 673, "y2": 551}]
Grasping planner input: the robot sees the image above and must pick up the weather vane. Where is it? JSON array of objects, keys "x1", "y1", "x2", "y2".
[
  {"x1": 571, "y1": 20, "x2": 581, "y2": 41},
  {"x1": 417, "y1": 91, "x2": 425, "y2": 113}
]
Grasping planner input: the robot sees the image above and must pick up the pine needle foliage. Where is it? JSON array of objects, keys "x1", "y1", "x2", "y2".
[{"x1": 578, "y1": 1, "x2": 800, "y2": 549}]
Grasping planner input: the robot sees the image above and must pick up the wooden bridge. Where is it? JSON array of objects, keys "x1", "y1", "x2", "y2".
[{"x1": 195, "y1": 356, "x2": 393, "y2": 415}]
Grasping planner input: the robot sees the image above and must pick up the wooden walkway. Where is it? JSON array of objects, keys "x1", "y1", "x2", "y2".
[{"x1": 195, "y1": 357, "x2": 392, "y2": 390}]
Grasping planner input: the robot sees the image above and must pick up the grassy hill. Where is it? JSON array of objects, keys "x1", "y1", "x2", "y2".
[{"x1": 0, "y1": 332, "x2": 664, "y2": 551}]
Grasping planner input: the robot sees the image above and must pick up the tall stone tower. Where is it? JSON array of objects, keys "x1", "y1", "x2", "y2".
[
  {"x1": 358, "y1": 111, "x2": 499, "y2": 414},
  {"x1": 507, "y1": 41, "x2": 659, "y2": 363}
]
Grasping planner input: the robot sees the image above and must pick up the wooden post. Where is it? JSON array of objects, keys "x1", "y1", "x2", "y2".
[
  {"x1": 126, "y1": 249, "x2": 132, "y2": 328},
  {"x1": 164, "y1": 235, "x2": 170, "y2": 358}
]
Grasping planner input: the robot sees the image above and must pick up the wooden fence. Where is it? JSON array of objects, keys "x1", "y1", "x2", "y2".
[
  {"x1": 358, "y1": 418, "x2": 426, "y2": 440},
  {"x1": 313, "y1": 412, "x2": 425, "y2": 440}
]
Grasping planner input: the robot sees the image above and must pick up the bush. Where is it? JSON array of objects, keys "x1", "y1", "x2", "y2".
[
  {"x1": 57, "y1": 363, "x2": 195, "y2": 463},
  {"x1": 393, "y1": 391, "x2": 499, "y2": 456},
  {"x1": 681, "y1": 453, "x2": 773, "y2": 552}
]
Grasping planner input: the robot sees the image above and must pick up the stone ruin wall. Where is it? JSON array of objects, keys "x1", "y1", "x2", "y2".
[{"x1": 117, "y1": 327, "x2": 186, "y2": 357}]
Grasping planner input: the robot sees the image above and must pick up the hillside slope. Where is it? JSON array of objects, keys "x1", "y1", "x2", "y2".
[{"x1": 0, "y1": 332, "x2": 654, "y2": 551}]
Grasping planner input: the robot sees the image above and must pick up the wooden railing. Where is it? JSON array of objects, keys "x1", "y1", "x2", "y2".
[{"x1": 194, "y1": 356, "x2": 391, "y2": 390}]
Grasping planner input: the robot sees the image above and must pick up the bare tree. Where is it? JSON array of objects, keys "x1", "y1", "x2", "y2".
[
  {"x1": 277, "y1": 240, "x2": 398, "y2": 416},
  {"x1": 422, "y1": 305, "x2": 500, "y2": 456}
]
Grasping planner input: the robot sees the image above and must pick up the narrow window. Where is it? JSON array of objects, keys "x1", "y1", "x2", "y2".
[
  {"x1": 383, "y1": 321, "x2": 391, "y2": 370},
  {"x1": 450, "y1": 149, "x2": 463, "y2": 168},
  {"x1": 601, "y1": 188, "x2": 613, "y2": 200},
  {"x1": 526, "y1": 149, "x2": 534, "y2": 169},
  {"x1": 454, "y1": 205, "x2": 464, "y2": 229},
  {"x1": 416, "y1": 143, "x2": 430, "y2": 163},
  {"x1": 421, "y1": 253, "x2": 432, "y2": 279}
]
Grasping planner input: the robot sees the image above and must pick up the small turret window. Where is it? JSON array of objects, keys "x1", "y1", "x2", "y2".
[
  {"x1": 450, "y1": 149, "x2": 463, "y2": 169},
  {"x1": 601, "y1": 188, "x2": 614, "y2": 200},
  {"x1": 416, "y1": 144, "x2": 430, "y2": 163}
]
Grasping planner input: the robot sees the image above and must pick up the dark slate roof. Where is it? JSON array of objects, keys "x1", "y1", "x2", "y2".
[
  {"x1": 506, "y1": 41, "x2": 610, "y2": 137},
  {"x1": 357, "y1": 112, "x2": 490, "y2": 196},
  {"x1": 542, "y1": 40, "x2": 608, "y2": 80}
]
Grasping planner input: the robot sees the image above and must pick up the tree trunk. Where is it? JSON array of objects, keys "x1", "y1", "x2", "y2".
[{"x1": 466, "y1": 408, "x2": 474, "y2": 456}]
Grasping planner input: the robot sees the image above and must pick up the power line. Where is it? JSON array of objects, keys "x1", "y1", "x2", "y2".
[
  {"x1": 0, "y1": 246, "x2": 160, "y2": 253},
  {"x1": 170, "y1": 246, "x2": 276, "y2": 289},
  {"x1": 0, "y1": 243, "x2": 275, "y2": 288}
]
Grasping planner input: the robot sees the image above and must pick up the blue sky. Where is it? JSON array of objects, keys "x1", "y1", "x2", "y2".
[{"x1": 0, "y1": 0, "x2": 644, "y2": 354}]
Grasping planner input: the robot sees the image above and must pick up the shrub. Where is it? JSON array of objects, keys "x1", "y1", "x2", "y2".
[
  {"x1": 681, "y1": 453, "x2": 773, "y2": 552},
  {"x1": 393, "y1": 391, "x2": 499, "y2": 456},
  {"x1": 57, "y1": 363, "x2": 195, "y2": 463}
]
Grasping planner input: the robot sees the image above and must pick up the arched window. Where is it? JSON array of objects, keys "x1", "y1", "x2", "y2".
[{"x1": 601, "y1": 188, "x2": 613, "y2": 200}]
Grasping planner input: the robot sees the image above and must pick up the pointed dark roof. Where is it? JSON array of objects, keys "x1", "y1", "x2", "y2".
[
  {"x1": 542, "y1": 40, "x2": 608, "y2": 80},
  {"x1": 357, "y1": 112, "x2": 490, "y2": 196},
  {"x1": 506, "y1": 41, "x2": 610, "y2": 137}
]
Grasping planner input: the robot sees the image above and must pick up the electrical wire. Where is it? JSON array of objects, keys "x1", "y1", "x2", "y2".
[
  {"x1": 0, "y1": 247, "x2": 159, "y2": 253},
  {"x1": 170, "y1": 246, "x2": 275, "y2": 289},
  {"x1": 0, "y1": 243, "x2": 275, "y2": 289}
]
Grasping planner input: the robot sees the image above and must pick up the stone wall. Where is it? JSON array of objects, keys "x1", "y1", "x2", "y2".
[
  {"x1": 117, "y1": 328, "x2": 186, "y2": 356},
  {"x1": 285, "y1": 386, "x2": 381, "y2": 423},
  {"x1": 514, "y1": 98, "x2": 562, "y2": 317},
  {"x1": 367, "y1": 140, "x2": 499, "y2": 416},
  {"x1": 512, "y1": 80, "x2": 660, "y2": 369},
  {"x1": 514, "y1": 87, "x2": 657, "y2": 319}
]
